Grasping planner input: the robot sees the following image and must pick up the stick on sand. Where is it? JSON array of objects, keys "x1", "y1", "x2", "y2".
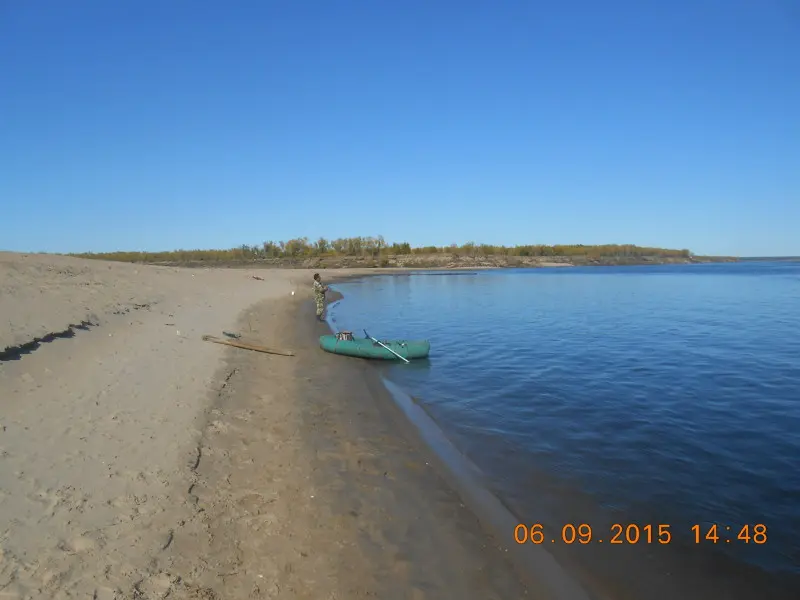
[{"x1": 202, "y1": 335, "x2": 295, "y2": 356}]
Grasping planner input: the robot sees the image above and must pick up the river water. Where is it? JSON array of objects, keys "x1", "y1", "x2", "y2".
[{"x1": 328, "y1": 261, "x2": 800, "y2": 592}]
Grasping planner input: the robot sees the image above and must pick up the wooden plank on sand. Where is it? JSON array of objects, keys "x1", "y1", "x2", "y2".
[{"x1": 202, "y1": 335, "x2": 295, "y2": 357}]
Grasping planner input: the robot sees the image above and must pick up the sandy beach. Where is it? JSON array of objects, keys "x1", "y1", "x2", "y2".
[
  {"x1": 0, "y1": 254, "x2": 538, "y2": 599},
  {"x1": 4, "y1": 253, "x2": 798, "y2": 600}
]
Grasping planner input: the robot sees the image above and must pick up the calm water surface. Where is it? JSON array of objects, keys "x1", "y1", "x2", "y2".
[{"x1": 329, "y1": 262, "x2": 800, "y2": 578}]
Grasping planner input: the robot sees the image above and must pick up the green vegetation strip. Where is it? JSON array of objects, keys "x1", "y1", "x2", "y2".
[{"x1": 69, "y1": 236, "x2": 709, "y2": 264}]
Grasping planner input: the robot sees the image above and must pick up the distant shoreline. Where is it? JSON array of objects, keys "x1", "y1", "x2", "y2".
[
  {"x1": 66, "y1": 253, "x2": 739, "y2": 270},
  {"x1": 62, "y1": 239, "x2": 737, "y2": 270},
  {"x1": 738, "y1": 256, "x2": 800, "y2": 262}
]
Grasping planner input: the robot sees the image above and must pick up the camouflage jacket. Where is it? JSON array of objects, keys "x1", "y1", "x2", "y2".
[{"x1": 313, "y1": 280, "x2": 328, "y2": 297}]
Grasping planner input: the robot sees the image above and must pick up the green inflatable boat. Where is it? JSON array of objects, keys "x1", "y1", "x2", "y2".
[{"x1": 320, "y1": 330, "x2": 430, "y2": 361}]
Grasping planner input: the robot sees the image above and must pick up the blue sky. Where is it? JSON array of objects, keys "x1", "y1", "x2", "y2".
[{"x1": 1, "y1": 1, "x2": 797, "y2": 257}]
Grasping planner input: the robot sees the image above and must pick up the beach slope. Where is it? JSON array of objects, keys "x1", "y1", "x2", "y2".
[{"x1": 0, "y1": 254, "x2": 532, "y2": 599}]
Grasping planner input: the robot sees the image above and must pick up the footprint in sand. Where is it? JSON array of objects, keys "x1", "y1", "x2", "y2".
[
  {"x1": 207, "y1": 420, "x2": 231, "y2": 435},
  {"x1": 230, "y1": 409, "x2": 255, "y2": 422},
  {"x1": 56, "y1": 534, "x2": 101, "y2": 554},
  {"x1": 135, "y1": 572, "x2": 174, "y2": 599}
]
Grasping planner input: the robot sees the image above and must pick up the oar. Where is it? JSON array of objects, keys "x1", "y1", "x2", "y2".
[{"x1": 364, "y1": 329, "x2": 410, "y2": 363}]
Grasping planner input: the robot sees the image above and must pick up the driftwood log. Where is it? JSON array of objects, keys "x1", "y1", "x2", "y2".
[{"x1": 201, "y1": 335, "x2": 295, "y2": 356}]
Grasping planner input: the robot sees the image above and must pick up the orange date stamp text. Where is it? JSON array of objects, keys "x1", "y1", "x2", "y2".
[
  {"x1": 514, "y1": 523, "x2": 673, "y2": 545},
  {"x1": 514, "y1": 523, "x2": 768, "y2": 545}
]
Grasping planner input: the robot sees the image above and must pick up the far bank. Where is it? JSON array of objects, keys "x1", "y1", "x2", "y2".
[{"x1": 69, "y1": 252, "x2": 738, "y2": 271}]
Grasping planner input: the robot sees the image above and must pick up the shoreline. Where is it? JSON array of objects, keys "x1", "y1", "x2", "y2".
[
  {"x1": 65, "y1": 255, "x2": 737, "y2": 271},
  {"x1": 321, "y1": 276, "x2": 598, "y2": 598},
  {"x1": 325, "y1": 271, "x2": 800, "y2": 600},
  {"x1": 2, "y1": 254, "x2": 795, "y2": 598},
  {"x1": 159, "y1": 288, "x2": 536, "y2": 598},
  {"x1": 0, "y1": 253, "x2": 537, "y2": 598}
]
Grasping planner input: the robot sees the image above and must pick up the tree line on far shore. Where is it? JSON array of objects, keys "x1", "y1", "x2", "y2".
[{"x1": 69, "y1": 236, "x2": 694, "y2": 264}]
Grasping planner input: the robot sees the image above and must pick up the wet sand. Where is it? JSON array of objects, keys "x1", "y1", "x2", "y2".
[{"x1": 161, "y1": 291, "x2": 537, "y2": 599}]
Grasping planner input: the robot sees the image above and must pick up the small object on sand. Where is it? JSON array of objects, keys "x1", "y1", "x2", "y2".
[
  {"x1": 202, "y1": 335, "x2": 295, "y2": 357},
  {"x1": 252, "y1": 275, "x2": 264, "y2": 281},
  {"x1": 291, "y1": 290, "x2": 295, "y2": 296},
  {"x1": 223, "y1": 331, "x2": 241, "y2": 339}
]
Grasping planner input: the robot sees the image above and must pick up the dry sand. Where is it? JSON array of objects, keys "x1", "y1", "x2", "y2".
[
  {"x1": 0, "y1": 253, "x2": 296, "y2": 597},
  {"x1": 0, "y1": 254, "x2": 537, "y2": 599}
]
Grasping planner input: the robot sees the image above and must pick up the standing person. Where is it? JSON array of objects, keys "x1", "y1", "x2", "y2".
[{"x1": 312, "y1": 273, "x2": 329, "y2": 321}]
